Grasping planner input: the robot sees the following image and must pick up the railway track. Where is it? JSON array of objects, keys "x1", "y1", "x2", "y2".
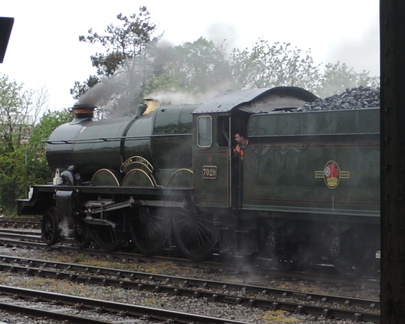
[
  {"x1": 0, "y1": 223, "x2": 380, "y2": 282},
  {"x1": 0, "y1": 226, "x2": 380, "y2": 282},
  {"x1": 0, "y1": 220, "x2": 380, "y2": 322},
  {"x1": 0, "y1": 254, "x2": 380, "y2": 323},
  {"x1": 0, "y1": 217, "x2": 40, "y2": 230},
  {"x1": 0, "y1": 284, "x2": 243, "y2": 324}
]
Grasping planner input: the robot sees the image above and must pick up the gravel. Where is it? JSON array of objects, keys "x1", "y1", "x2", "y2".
[{"x1": 0, "y1": 245, "x2": 378, "y2": 324}]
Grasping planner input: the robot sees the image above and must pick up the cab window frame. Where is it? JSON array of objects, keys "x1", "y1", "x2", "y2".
[{"x1": 197, "y1": 115, "x2": 213, "y2": 148}]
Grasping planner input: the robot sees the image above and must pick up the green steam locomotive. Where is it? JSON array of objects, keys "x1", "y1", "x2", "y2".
[{"x1": 18, "y1": 86, "x2": 380, "y2": 275}]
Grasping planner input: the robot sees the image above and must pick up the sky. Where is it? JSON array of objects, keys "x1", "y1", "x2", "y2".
[{"x1": 1, "y1": 0, "x2": 380, "y2": 111}]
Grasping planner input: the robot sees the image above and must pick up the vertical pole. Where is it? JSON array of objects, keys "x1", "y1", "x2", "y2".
[
  {"x1": 0, "y1": 17, "x2": 14, "y2": 63},
  {"x1": 380, "y1": 0, "x2": 405, "y2": 322}
]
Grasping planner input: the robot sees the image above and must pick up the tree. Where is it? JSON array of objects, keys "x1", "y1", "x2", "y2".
[
  {"x1": 145, "y1": 37, "x2": 234, "y2": 103},
  {"x1": 229, "y1": 39, "x2": 379, "y2": 97},
  {"x1": 29, "y1": 109, "x2": 72, "y2": 147},
  {"x1": 71, "y1": 6, "x2": 160, "y2": 112},
  {"x1": 0, "y1": 74, "x2": 50, "y2": 214},
  {"x1": 146, "y1": 38, "x2": 379, "y2": 101},
  {"x1": 318, "y1": 62, "x2": 379, "y2": 97},
  {"x1": 0, "y1": 74, "x2": 32, "y2": 153},
  {"x1": 230, "y1": 40, "x2": 323, "y2": 93},
  {"x1": 12, "y1": 109, "x2": 72, "y2": 215}
]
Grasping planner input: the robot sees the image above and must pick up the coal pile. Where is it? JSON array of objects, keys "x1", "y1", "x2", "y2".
[{"x1": 296, "y1": 86, "x2": 380, "y2": 112}]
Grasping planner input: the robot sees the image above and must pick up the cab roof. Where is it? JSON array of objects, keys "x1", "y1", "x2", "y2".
[{"x1": 193, "y1": 86, "x2": 318, "y2": 114}]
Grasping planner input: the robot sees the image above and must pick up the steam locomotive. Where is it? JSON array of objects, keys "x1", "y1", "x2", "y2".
[{"x1": 18, "y1": 86, "x2": 380, "y2": 275}]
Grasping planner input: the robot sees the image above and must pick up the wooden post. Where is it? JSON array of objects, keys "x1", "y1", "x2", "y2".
[{"x1": 380, "y1": 0, "x2": 405, "y2": 322}]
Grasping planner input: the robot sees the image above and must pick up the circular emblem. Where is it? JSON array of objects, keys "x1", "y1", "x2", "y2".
[{"x1": 323, "y1": 160, "x2": 340, "y2": 189}]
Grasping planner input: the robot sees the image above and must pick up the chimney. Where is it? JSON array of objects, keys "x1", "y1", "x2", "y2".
[{"x1": 72, "y1": 104, "x2": 96, "y2": 119}]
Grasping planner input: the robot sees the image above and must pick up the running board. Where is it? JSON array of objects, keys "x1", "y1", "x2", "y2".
[{"x1": 84, "y1": 197, "x2": 185, "y2": 216}]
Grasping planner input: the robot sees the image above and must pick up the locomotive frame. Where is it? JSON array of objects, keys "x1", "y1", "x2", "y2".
[{"x1": 18, "y1": 86, "x2": 380, "y2": 275}]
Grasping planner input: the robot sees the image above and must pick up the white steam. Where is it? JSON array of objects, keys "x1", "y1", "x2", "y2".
[
  {"x1": 148, "y1": 81, "x2": 232, "y2": 105},
  {"x1": 76, "y1": 40, "x2": 233, "y2": 113},
  {"x1": 59, "y1": 218, "x2": 73, "y2": 238}
]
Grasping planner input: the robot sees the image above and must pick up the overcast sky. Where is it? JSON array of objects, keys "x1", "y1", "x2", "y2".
[{"x1": 1, "y1": 0, "x2": 380, "y2": 111}]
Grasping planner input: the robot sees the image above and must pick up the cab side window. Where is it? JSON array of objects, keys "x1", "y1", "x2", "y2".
[{"x1": 197, "y1": 116, "x2": 212, "y2": 147}]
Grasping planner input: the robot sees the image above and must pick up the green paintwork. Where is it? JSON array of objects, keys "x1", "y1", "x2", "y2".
[
  {"x1": 193, "y1": 114, "x2": 230, "y2": 208},
  {"x1": 244, "y1": 108, "x2": 380, "y2": 217}
]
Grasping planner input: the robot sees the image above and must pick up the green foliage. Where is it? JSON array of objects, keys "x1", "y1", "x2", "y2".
[
  {"x1": 29, "y1": 109, "x2": 71, "y2": 147},
  {"x1": 0, "y1": 145, "x2": 51, "y2": 214},
  {"x1": 0, "y1": 74, "x2": 31, "y2": 153},
  {"x1": 0, "y1": 93, "x2": 72, "y2": 215},
  {"x1": 0, "y1": 75, "x2": 29, "y2": 213},
  {"x1": 0, "y1": 149, "x2": 21, "y2": 213},
  {"x1": 23, "y1": 109, "x2": 72, "y2": 190},
  {"x1": 23, "y1": 109, "x2": 72, "y2": 187}
]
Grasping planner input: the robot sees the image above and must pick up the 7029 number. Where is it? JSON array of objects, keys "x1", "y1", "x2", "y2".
[{"x1": 202, "y1": 165, "x2": 217, "y2": 179}]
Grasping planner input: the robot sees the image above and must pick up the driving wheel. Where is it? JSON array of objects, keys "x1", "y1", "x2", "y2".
[
  {"x1": 41, "y1": 207, "x2": 60, "y2": 245},
  {"x1": 90, "y1": 224, "x2": 124, "y2": 251},
  {"x1": 172, "y1": 207, "x2": 218, "y2": 261},
  {"x1": 72, "y1": 220, "x2": 91, "y2": 248},
  {"x1": 127, "y1": 207, "x2": 166, "y2": 256}
]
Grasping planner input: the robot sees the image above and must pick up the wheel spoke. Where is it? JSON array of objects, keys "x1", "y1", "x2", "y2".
[
  {"x1": 73, "y1": 221, "x2": 91, "y2": 248},
  {"x1": 90, "y1": 224, "x2": 124, "y2": 251},
  {"x1": 128, "y1": 207, "x2": 165, "y2": 256},
  {"x1": 173, "y1": 209, "x2": 217, "y2": 261}
]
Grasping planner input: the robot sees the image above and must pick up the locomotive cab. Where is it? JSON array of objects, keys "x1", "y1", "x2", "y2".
[
  {"x1": 192, "y1": 113, "x2": 233, "y2": 208},
  {"x1": 192, "y1": 87, "x2": 318, "y2": 209}
]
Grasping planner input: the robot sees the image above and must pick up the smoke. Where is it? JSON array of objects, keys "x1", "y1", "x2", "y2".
[
  {"x1": 77, "y1": 77, "x2": 123, "y2": 107},
  {"x1": 76, "y1": 56, "x2": 149, "y2": 117},
  {"x1": 206, "y1": 22, "x2": 239, "y2": 49},
  {"x1": 147, "y1": 38, "x2": 234, "y2": 105},
  {"x1": 75, "y1": 38, "x2": 234, "y2": 114}
]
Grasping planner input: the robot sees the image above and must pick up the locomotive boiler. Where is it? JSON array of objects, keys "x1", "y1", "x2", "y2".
[
  {"x1": 18, "y1": 86, "x2": 380, "y2": 275},
  {"x1": 46, "y1": 102, "x2": 195, "y2": 188}
]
